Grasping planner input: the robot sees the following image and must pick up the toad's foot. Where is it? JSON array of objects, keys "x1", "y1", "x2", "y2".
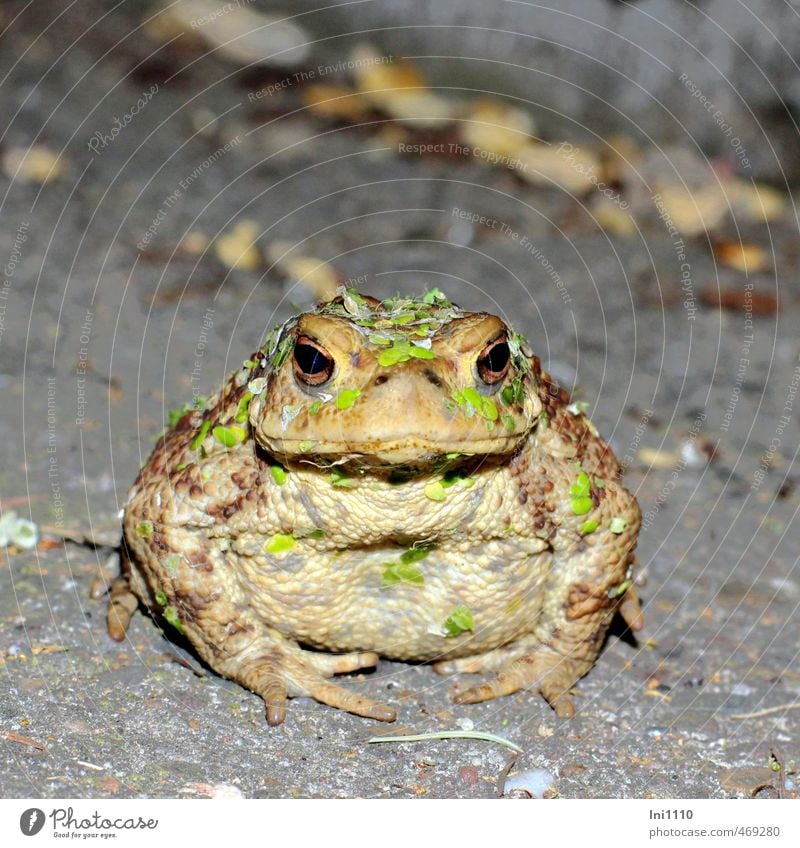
[
  {"x1": 438, "y1": 642, "x2": 586, "y2": 719},
  {"x1": 219, "y1": 646, "x2": 394, "y2": 726},
  {"x1": 618, "y1": 585, "x2": 645, "y2": 633},
  {"x1": 100, "y1": 563, "x2": 393, "y2": 726},
  {"x1": 106, "y1": 577, "x2": 139, "y2": 642}
]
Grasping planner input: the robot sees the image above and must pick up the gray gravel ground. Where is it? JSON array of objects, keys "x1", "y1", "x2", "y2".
[{"x1": 1, "y1": 1, "x2": 798, "y2": 799}]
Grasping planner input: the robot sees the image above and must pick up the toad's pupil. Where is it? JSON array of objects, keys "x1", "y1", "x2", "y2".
[
  {"x1": 483, "y1": 341, "x2": 509, "y2": 372},
  {"x1": 295, "y1": 342, "x2": 330, "y2": 375},
  {"x1": 478, "y1": 339, "x2": 510, "y2": 383}
]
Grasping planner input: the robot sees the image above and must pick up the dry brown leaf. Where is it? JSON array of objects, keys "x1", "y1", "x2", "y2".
[
  {"x1": 96, "y1": 775, "x2": 123, "y2": 795},
  {"x1": 302, "y1": 84, "x2": 371, "y2": 123},
  {"x1": 700, "y1": 286, "x2": 777, "y2": 315},
  {"x1": 600, "y1": 133, "x2": 644, "y2": 184},
  {"x1": 653, "y1": 183, "x2": 728, "y2": 237},
  {"x1": 714, "y1": 241, "x2": 768, "y2": 272},
  {"x1": 374, "y1": 125, "x2": 411, "y2": 148},
  {"x1": 265, "y1": 241, "x2": 340, "y2": 300},
  {"x1": 180, "y1": 231, "x2": 209, "y2": 255},
  {"x1": 514, "y1": 142, "x2": 601, "y2": 193},
  {"x1": 459, "y1": 97, "x2": 535, "y2": 159},
  {"x1": 723, "y1": 178, "x2": 786, "y2": 223},
  {"x1": 147, "y1": 1, "x2": 310, "y2": 68},
  {"x1": 214, "y1": 221, "x2": 262, "y2": 271},
  {"x1": 637, "y1": 447, "x2": 679, "y2": 469},
  {"x1": 351, "y1": 46, "x2": 455, "y2": 129},
  {"x1": 591, "y1": 196, "x2": 636, "y2": 237},
  {"x1": 31, "y1": 644, "x2": 69, "y2": 656},
  {"x1": 353, "y1": 45, "x2": 427, "y2": 92},
  {"x1": 3, "y1": 145, "x2": 63, "y2": 183},
  {"x1": 643, "y1": 689, "x2": 672, "y2": 702}
]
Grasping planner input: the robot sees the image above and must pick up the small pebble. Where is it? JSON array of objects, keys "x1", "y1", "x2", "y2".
[
  {"x1": 504, "y1": 768, "x2": 557, "y2": 798},
  {"x1": 458, "y1": 765, "x2": 479, "y2": 786},
  {"x1": 680, "y1": 435, "x2": 715, "y2": 468},
  {"x1": 181, "y1": 782, "x2": 244, "y2": 799},
  {"x1": 0, "y1": 511, "x2": 39, "y2": 549},
  {"x1": 456, "y1": 717, "x2": 474, "y2": 731},
  {"x1": 646, "y1": 726, "x2": 668, "y2": 739}
]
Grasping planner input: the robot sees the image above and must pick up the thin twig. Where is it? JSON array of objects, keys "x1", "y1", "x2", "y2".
[
  {"x1": 368, "y1": 730, "x2": 523, "y2": 752},
  {"x1": 730, "y1": 703, "x2": 800, "y2": 720},
  {"x1": 496, "y1": 751, "x2": 519, "y2": 797},
  {"x1": 2, "y1": 731, "x2": 46, "y2": 750}
]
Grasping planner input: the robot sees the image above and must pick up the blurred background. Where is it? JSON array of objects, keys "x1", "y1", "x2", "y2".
[{"x1": 0, "y1": 0, "x2": 798, "y2": 800}]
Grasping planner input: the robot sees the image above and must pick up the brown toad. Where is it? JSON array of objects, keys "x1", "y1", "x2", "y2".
[{"x1": 112, "y1": 289, "x2": 642, "y2": 725}]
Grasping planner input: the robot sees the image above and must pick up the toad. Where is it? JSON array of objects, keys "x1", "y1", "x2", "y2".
[{"x1": 111, "y1": 289, "x2": 642, "y2": 725}]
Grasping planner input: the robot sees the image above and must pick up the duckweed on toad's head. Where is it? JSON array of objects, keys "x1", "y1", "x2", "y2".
[{"x1": 248, "y1": 289, "x2": 543, "y2": 467}]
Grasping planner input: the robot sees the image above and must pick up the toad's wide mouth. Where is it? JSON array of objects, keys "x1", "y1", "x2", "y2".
[{"x1": 260, "y1": 433, "x2": 528, "y2": 466}]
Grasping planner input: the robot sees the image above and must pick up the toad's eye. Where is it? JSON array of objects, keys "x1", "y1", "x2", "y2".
[
  {"x1": 477, "y1": 335, "x2": 511, "y2": 385},
  {"x1": 293, "y1": 336, "x2": 334, "y2": 386}
]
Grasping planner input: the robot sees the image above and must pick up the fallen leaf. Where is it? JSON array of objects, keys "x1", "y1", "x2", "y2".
[
  {"x1": 2, "y1": 145, "x2": 63, "y2": 183},
  {"x1": 180, "y1": 231, "x2": 209, "y2": 255},
  {"x1": 714, "y1": 241, "x2": 768, "y2": 272},
  {"x1": 591, "y1": 196, "x2": 636, "y2": 236},
  {"x1": 653, "y1": 183, "x2": 728, "y2": 237},
  {"x1": 599, "y1": 133, "x2": 644, "y2": 184},
  {"x1": 700, "y1": 286, "x2": 777, "y2": 315},
  {"x1": 351, "y1": 46, "x2": 455, "y2": 129},
  {"x1": 374, "y1": 125, "x2": 411, "y2": 148},
  {"x1": 723, "y1": 178, "x2": 785, "y2": 224},
  {"x1": 560, "y1": 763, "x2": 587, "y2": 778},
  {"x1": 637, "y1": 447, "x2": 679, "y2": 468},
  {"x1": 147, "y1": 0, "x2": 310, "y2": 68},
  {"x1": 265, "y1": 241, "x2": 341, "y2": 300},
  {"x1": 514, "y1": 142, "x2": 601, "y2": 193},
  {"x1": 31, "y1": 644, "x2": 68, "y2": 656},
  {"x1": 96, "y1": 775, "x2": 122, "y2": 795},
  {"x1": 302, "y1": 84, "x2": 371, "y2": 122},
  {"x1": 214, "y1": 221, "x2": 262, "y2": 271},
  {"x1": 459, "y1": 97, "x2": 535, "y2": 159},
  {"x1": 643, "y1": 689, "x2": 672, "y2": 702}
]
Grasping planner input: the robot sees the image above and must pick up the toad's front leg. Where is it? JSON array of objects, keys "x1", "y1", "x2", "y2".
[
  {"x1": 110, "y1": 539, "x2": 395, "y2": 726},
  {"x1": 437, "y1": 474, "x2": 642, "y2": 717}
]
